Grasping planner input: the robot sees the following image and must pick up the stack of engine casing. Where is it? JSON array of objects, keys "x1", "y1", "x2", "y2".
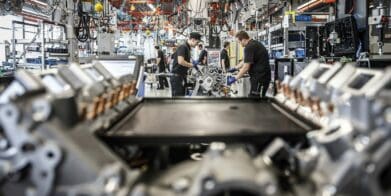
[
  {"x1": 191, "y1": 65, "x2": 229, "y2": 97},
  {"x1": 274, "y1": 61, "x2": 391, "y2": 196},
  {"x1": 0, "y1": 60, "x2": 141, "y2": 196}
]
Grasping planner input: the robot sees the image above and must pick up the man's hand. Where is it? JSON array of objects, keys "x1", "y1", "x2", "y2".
[
  {"x1": 227, "y1": 68, "x2": 238, "y2": 73},
  {"x1": 227, "y1": 76, "x2": 237, "y2": 85}
]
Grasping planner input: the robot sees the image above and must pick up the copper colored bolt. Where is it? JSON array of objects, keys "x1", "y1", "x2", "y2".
[
  {"x1": 90, "y1": 97, "x2": 100, "y2": 119},
  {"x1": 282, "y1": 84, "x2": 288, "y2": 96},
  {"x1": 286, "y1": 86, "x2": 292, "y2": 98},
  {"x1": 97, "y1": 95, "x2": 106, "y2": 115},
  {"x1": 293, "y1": 89, "x2": 299, "y2": 101},
  {"x1": 308, "y1": 97, "x2": 315, "y2": 111},
  {"x1": 118, "y1": 85, "x2": 125, "y2": 101},
  {"x1": 299, "y1": 91, "x2": 305, "y2": 105},
  {"x1": 130, "y1": 81, "x2": 137, "y2": 95},
  {"x1": 106, "y1": 91, "x2": 115, "y2": 109},
  {"x1": 113, "y1": 88, "x2": 120, "y2": 105},
  {"x1": 315, "y1": 99, "x2": 323, "y2": 116},
  {"x1": 123, "y1": 84, "x2": 130, "y2": 97}
]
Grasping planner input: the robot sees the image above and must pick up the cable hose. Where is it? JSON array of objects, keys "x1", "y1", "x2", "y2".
[
  {"x1": 75, "y1": 13, "x2": 90, "y2": 42},
  {"x1": 75, "y1": 2, "x2": 92, "y2": 42}
]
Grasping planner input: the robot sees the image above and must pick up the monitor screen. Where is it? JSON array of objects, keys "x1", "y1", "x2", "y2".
[{"x1": 98, "y1": 60, "x2": 137, "y2": 78}]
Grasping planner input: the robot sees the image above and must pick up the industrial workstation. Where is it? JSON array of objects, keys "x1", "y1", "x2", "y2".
[{"x1": 0, "y1": 0, "x2": 390, "y2": 195}]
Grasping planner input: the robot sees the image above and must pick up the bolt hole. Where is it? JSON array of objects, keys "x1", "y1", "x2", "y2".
[
  {"x1": 41, "y1": 171, "x2": 47, "y2": 178},
  {"x1": 47, "y1": 151, "x2": 54, "y2": 159},
  {"x1": 325, "y1": 127, "x2": 339, "y2": 136},
  {"x1": 229, "y1": 105, "x2": 239, "y2": 110},
  {"x1": 21, "y1": 143, "x2": 35, "y2": 152},
  {"x1": 5, "y1": 110, "x2": 12, "y2": 117}
]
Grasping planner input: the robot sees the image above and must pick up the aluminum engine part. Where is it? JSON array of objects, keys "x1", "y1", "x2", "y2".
[
  {"x1": 132, "y1": 143, "x2": 280, "y2": 196},
  {"x1": 191, "y1": 66, "x2": 229, "y2": 97}
]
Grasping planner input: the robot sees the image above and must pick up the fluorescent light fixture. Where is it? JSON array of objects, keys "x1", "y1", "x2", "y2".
[
  {"x1": 30, "y1": 0, "x2": 48, "y2": 7},
  {"x1": 147, "y1": 4, "x2": 156, "y2": 12},
  {"x1": 22, "y1": 7, "x2": 49, "y2": 18}
]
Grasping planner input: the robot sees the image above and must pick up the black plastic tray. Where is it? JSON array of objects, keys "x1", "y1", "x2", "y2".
[{"x1": 100, "y1": 98, "x2": 318, "y2": 144}]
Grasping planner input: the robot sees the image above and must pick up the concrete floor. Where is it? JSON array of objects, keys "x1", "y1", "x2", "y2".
[{"x1": 144, "y1": 73, "x2": 171, "y2": 97}]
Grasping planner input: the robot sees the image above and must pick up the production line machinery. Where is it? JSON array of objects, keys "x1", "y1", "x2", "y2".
[
  {"x1": 188, "y1": 65, "x2": 233, "y2": 97},
  {"x1": 186, "y1": 64, "x2": 252, "y2": 97},
  {"x1": 0, "y1": 58, "x2": 389, "y2": 196}
]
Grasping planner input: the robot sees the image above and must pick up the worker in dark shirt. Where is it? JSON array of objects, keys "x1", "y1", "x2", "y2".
[
  {"x1": 171, "y1": 32, "x2": 202, "y2": 96},
  {"x1": 227, "y1": 31, "x2": 271, "y2": 98},
  {"x1": 167, "y1": 47, "x2": 177, "y2": 72},
  {"x1": 155, "y1": 46, "x2": 169, "y2": 89},
  {"x1": 197, "y1": 44, "x2": 208, "y2": 65},
  {"x1": 220, "y1": 41, "x2": 230, "y2": 72}
]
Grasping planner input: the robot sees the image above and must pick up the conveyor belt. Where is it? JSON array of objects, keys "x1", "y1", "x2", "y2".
[{"x1": 101, "y1": 98, "x2": 318, "y2": 144}]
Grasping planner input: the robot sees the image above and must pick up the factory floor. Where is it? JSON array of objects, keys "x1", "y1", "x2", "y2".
[
  {"x1": 144, "y1": 83, "x2": 171, "y2": 97},
  {"x1": 144, "y1": 74, "x2": 171, "y2": 97}
]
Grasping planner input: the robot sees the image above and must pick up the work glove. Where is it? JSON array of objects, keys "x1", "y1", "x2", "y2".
[
  {"x1": 227, "y1": 76, "x2": 237, "y2": 86},
  {"x1": 227, "y1": 68, "x2": 238, "y2": 73},
  {"x1": 192, "y1": 60, "x2": 200, "y2": 71}
]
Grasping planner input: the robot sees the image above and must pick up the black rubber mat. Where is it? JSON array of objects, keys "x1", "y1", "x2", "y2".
[{"x1": 102, "y1": 98, "x2": 317, "y2": 144}]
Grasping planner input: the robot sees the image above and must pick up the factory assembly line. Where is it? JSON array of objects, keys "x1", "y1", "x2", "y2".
[
  {"x1": 0, "y1": 57, "x2": 389, "y2": 196},
  {"x1": 0, "y1": 0, "x2": 390, "y2": 196}
]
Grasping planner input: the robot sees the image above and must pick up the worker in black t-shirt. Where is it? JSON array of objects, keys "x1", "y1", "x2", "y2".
[
  {"x1": 227, "y1": 31, "x2": 271, "y2": 98},
  {"x1": 167, "y1": 47, "x2": 177, "y2": 72},
  {"x1": 171, "y1": 32, "x2": 202, "y2": 96},
  {"x1": 197, "y1": 44, "x2": 208, "y2": 65},
  {"x1": 220, "y1": 41, "x2": 230, "y2": 72},
  {"x1": 155, "y1": 46, "x2": 169, "y2": 89}
]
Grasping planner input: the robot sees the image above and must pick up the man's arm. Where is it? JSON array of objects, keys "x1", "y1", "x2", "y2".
[
  {"x1": 202, "y1": 56, "x2": 207, "y2": 65},
  {"x1": 235, "y1": 45, "x2": 254, "y2": 79},
  {"x1": 202, "y1": 51, "x2": 207, "y2": 64},
  {"x1": 157, "y1": 51, "x2": 163, "y2": 65},
  {"x1": 156, "y1": 57, "x2": 161, "y2": 65},
  {"x1": 178, "y1": 56, "x2": 193, "y2": 68},
  {"x1": 235, "y1": 63, "x2": 251, "y2": 80},
  {"x1": 234, "y1": 61, "x2": 244, "y2": 69}
]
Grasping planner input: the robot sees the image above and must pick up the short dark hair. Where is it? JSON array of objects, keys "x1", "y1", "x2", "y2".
[
  {"x1": 235, "y1": 31, "x2": 250, "y2": 41},
  {"x1": 223, "y1": 41, "x2": 230, "y2": 48},
  {"x1": 190, "y1": 32, "x2": 202, "y2": 41},
  {"x1": 154, "y1": 46, "x2": 160, "y2": 50}
]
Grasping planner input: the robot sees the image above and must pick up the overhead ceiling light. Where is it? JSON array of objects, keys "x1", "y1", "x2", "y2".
[
  {"x1": 148, "y1": 4, "x2": 156, "y2": 12},
  {"x1": 22, "y1": 7, "x2": 49, "y2": 17},
  {"x1": 30, "y1": 0, "x2": 48, "y2": 7}
]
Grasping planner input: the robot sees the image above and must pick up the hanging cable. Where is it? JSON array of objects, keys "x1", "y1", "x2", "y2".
[{"x1": 75, "y1": 2, "x2": 91, "y2": 42}]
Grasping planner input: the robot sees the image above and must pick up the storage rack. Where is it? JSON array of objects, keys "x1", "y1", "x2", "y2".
[
  {"x1": 259, "y1": 21, "x2": 326, "y2": 59},
  {"x1": 11, "y1": 20, "x2": 69, "y2": 70}
]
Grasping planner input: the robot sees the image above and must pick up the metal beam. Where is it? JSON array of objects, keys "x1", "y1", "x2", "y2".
[{"x1": 128, "y1": 11, "x2": 172, "y2": 16}]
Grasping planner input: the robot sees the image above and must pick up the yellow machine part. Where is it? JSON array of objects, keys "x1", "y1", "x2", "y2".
[{"x1": 94, "y1": 1, "x2": 104, "y2": 13}]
